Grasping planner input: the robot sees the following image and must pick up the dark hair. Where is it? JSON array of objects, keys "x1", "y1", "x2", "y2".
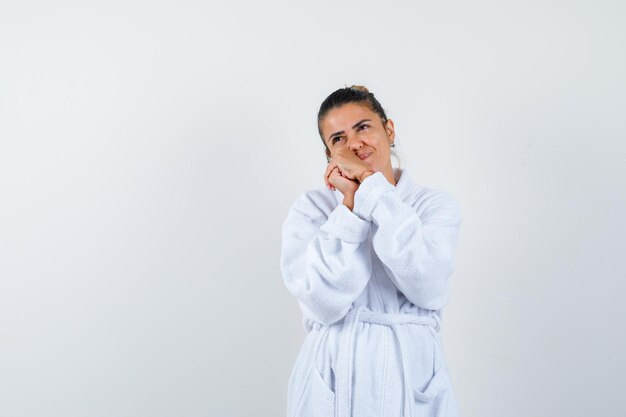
[{"x1": 317, "y1": 85, "x2": 400, "y2": 166}]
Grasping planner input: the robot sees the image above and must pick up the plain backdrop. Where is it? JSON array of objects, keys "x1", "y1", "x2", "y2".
[{"x1": 1, "y1": 1, "x2": 625, "y2": 416}]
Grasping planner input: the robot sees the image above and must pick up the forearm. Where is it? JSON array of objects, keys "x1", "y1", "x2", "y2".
[
  {"x1": 343, "y1": 193, "x2": 355, "y2": 211},
  {"x1": 351, "y1": 171, "x2": 462, "y2": 310},
  {"x1": 281, "y1": 194, "x2": 374, "y2": 324}
]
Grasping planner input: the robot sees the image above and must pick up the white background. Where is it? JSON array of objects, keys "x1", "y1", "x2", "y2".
[{"x1": 1, "y1": 1, "x2": 625, "y2": 416}]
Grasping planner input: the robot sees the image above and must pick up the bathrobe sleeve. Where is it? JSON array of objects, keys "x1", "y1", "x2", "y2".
[
  {"x1": 280, "y1": 191, "x2": 373, "y2": 325},
  {"x1": 352, "y1": 171, "x2": 462, "y2": 311}
]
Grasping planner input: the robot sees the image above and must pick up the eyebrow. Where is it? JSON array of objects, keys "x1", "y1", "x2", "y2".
[{"x1": 327, "y1": 119, "x2": 372, "y2": 142}]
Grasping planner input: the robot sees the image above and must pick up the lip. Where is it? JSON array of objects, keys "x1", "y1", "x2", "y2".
[{"x1": 358, "y1": 153, "x2": 371, "y2": 160}]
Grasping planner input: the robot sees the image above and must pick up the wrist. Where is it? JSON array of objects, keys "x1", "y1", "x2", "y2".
[
  {"x1": 343, "y1": 195, "x2": 354, "y2": 211},
  {"x1": 359, "y1": 170, "x2": 375, "y2": 183}
]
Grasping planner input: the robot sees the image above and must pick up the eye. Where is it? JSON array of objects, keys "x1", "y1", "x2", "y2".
[
  {"x1": 358, "y1": 124, "x2": 369, "y2": 131},
  {"x1": 331, "y1": 136, "x2": 344, "y2": 144}
]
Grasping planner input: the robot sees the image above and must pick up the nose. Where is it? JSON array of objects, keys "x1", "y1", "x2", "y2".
[{"x1": 345, "y1": 132, "x2": 363, "y2": 151}]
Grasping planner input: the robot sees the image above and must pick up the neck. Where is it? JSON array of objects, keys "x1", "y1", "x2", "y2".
[{"x1": 378, "y1": 165, "x2": 397, "y2": 186}]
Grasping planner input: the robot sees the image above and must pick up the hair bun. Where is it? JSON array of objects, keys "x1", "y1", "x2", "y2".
[{"x1": 349, "y1": 85, "x2": 370, "y2": 93}]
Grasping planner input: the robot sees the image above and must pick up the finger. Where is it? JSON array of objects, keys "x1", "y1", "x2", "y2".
[
  {"x1": 324, "y1": 163, "x2": 333, "y2": 189},
  {"x1": 331, "y1": 167, "x2": 340, "y2": 190},
  {"x1": 323, "y1": 166, "x2": 328, "y2": 188},
  {"x1": 325, "y1": 162, "x2": 337, "y2": 189},
  {"x1": 324, "y1": 164, "x2": 334, "y2": 190},
  {"x1": 327, "y1": 166, "x2": 339, "y2": 191},
  {"x1": 326, "y1": 166, "x2": 335, "y2": 190}
]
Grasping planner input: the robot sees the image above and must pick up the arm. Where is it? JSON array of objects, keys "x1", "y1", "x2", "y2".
[
  {"x1": 352, "y1": 172, "x2": 462, "y2": 311},
  {"x1": 280, "y1": 191, "x2": 373, "y2": 325}
]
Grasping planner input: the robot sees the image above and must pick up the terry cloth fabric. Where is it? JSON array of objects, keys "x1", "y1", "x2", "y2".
[{"x1": 280, "y1": 167, "x2": 462, "y2": 417}]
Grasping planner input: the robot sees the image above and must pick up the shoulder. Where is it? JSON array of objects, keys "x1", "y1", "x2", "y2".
[
  {"x1": 411, "y1": 185, "x2": 462, "y2": 224},
  {"x1": 425, "y1": 187, "x2": 461, "y2": 210}
]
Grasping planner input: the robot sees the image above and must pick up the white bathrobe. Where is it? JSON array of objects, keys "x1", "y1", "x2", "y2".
[{"x1": 280, "y1": 167, "x2": 462, "y2": 417}]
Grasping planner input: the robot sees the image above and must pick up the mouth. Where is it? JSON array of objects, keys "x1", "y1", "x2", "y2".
[{"x1": 358, "y1": 153, "x2": 371, "y2": 160}]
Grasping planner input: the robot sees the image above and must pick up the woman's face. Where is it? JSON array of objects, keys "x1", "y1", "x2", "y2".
[{"x1": 321, "y1": 102, "x2": 395, "y2": 173}]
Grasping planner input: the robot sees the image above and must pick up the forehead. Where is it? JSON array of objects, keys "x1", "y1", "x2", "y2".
[{"x1": 321, "y1": 102, "x2": 376, "y2": 131}]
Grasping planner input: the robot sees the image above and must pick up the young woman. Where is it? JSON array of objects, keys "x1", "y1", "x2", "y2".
[{"x1": 280, "y1": 85, "x2": 462, "y2": 417}]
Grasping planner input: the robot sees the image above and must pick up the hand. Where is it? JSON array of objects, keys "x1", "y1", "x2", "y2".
[
  {"x1": 329, "y1": 146, "x2": 372, "y2": 182},
  {"x1": 325, "y1": 164, "x2": 359, "y2": 196}
]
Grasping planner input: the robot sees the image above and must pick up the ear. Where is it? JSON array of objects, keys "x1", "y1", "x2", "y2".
[{"x1": 385, "y1": 119, "x2": 395, "y2": 141}]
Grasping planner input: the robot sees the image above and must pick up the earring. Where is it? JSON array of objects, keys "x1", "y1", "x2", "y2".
[{"x1": 390, "y1": 142, "x2": 395, "y2": 147}]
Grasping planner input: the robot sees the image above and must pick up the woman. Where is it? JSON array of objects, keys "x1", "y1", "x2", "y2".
[{"x1": 280, "y1": 85, "x2": 462, "y2": 417}]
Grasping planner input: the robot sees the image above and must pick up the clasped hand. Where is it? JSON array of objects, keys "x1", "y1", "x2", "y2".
[{"x1": 324, "y1": 147, "x2": 371, "y2": 195}]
